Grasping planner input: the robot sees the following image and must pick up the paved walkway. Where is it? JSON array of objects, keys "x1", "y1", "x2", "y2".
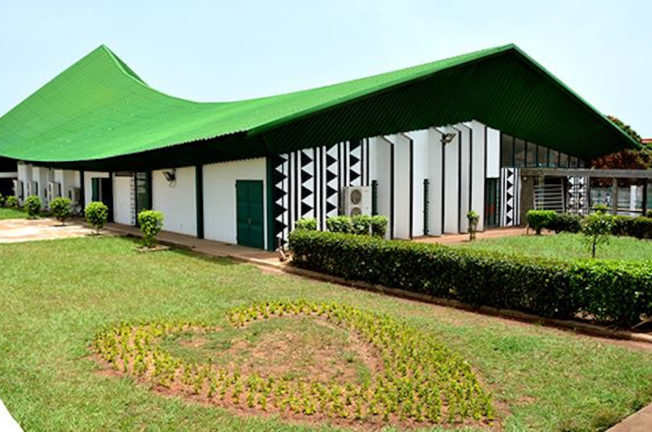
[
  {"x1": 413, "y1": 226, "x2": 534, "y2": 245},
  {"x1": 607, "y1": 403, "x2": 652, "y2": 432},
  {"x1": 0, "y1": 218, "x2": 94, "y2": 243},
  {"x1": 0, "y1": 399, "x2": 22, "y2": 432}
]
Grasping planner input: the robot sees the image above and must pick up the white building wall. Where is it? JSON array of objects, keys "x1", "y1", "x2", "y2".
[
  {"x1": 53, "y1": 169, "x2": 77, "y2": 202},
  {"x1": 152, "y1": 166, "x2": 196, "y2": 236},
  {"x1": 457, "y1": 124, "x2": 471, "y2": 233},
  {"x1": 486, "y1": 127, "x2": 501, "y2": 179},
  {"x1": 203, "y1": 158, "x2": 267, "y2": 248},
  {"x1": 427, "y1": 128, "x2": 444, "y2": 236},
  {"x1": 443, "y1": 127, "x2": 460, "y2": 233},
  {"x1": 392, "y1": 134, "x2": 412, "y2": 239},
  {"x1": 113, "y1": 175, "x2": 135, "y2": 226},
  {"x1": 407, "y1": 129, "x2": 429, "y2": 237},
  {"x1": 83, "y1": 171, "x2": 109, "y2": 205},
  {"x1": 468, "y1": 121, "x2": 486, "y2": 231},
  {"x1": 369, "y1": 137, "x2": 392, "y2": 238}
]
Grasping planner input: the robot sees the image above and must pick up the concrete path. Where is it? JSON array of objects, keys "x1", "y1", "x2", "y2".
[
  {"x1": 413, "y1": 226, "x2": 538, "y2": 245},
  {"x1": 607, "y1": 403, "x2": 652, "y2": 432},
  {"x1": 0, "y1": 399, "x2": 22, "y2": 432},
  {"x1": 0, "y1": 218, "x2": 94, "y2": 243}
]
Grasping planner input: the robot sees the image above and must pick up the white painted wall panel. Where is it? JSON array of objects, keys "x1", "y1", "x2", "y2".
[
  {"x1": 457, "y1": 124, "x2": 471, "y2": 233},
  {"x1": 152, "y1": 166, "x2": 196, "y2": 236},
  {"x1": 113, "y1": 176, "x2": 134, "y2": 226},
  {"x1": 406, "y1": 129, "x2": 429, "y2": 237},
  {"x1": 369, "y1": 137, "x2": 392, "y2": 238},
  {"x1": 443, "y1": 128, "x2": 460, "y2": 233},
  {"x1": 469, "y1": 121, "x2": 487, "y2": 231},
  {"x1": 428, "y1": 128, "x2": 443, "y2": 236},
  {"x1": 203, "y1": 158, "x2": 267, "y2": 248},
  {"x1": 486, "y1": 127, "x2": 501, "y2": 179},
  {"x1": 392, "y1": 134, "x2": 411, "y2": 239},
  {"x1": 83, "y1": 171, "x2": 109, "y2": 206}
]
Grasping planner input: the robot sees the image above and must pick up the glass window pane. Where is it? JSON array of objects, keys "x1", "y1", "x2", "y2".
[
  {"x1": 549, "y1": 149, "x2": 559, "y2": 168},
  {"x1": 559, "y1": 153, "x2": 569, "y2": 168},
  {"x1": 578, "y1": 158, "x2": 586, "y2": 168},
  {"x1": 514, "y1": 138, "x2": 526, "y2": 167},
  {"x1": 526, "y1": 143, "x2": 537, "y2": 167},
  {"x1": 501, "y1": 134, "x2": 514, "y2": 167},
  {"x1": 537, "y1": 145, "x2": 548, "y2": 167},
  {"x1": 569, "y1": 156, "x2": 578, "y2": 168}
]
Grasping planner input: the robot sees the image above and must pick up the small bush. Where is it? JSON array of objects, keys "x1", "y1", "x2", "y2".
[
  {"x1": 24, "y1": 195, "x2": 42, "y2": 218},
  {"x1": 137, "y1": 210, "x2": 164, "y2": 247},
  {"x1": 370, "y1": 215, "x2": 388, "y2": 237},
  {"x1": 467, "y1": 210, "x2": 480, "y2": 241},
  {"x1": 548, "y1": 212, "x2": 582, "y2": 233},
  {"x1": 647, "y1": 209, "x2": 652, "y2": 218},
  {"x1": 326, "y1": 215, "x2": 353, "y2": 233},
  {"x1": 582, "y1": 211, "x2": 614, "y2": 258},
  {"x1": 294, "y1": 217, "x2": 317, "y2": 231},
  {"x1": 49, "y1": 197, "x2": 72, "y2": 225},
  {"x1": 289, "y1": 230, "x2": 652, "y2": 326},
  {"x1": 85, "y1": 201, "x2": 109, "y2": 234},
  {"x1": 526, "y1": 210, "x2": 556, "y2": 235},
  {"x1": 5, "y1": 195, "x2": 19, "y2": 209},
  {"x1": 351, "y1": 215, "x2": 372, "y2": 235},
  {"x1": 0, "y1": 193, "x2": 4, "y2": 207}
]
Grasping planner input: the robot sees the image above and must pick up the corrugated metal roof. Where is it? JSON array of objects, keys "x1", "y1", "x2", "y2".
[{"x1": 0, "y1": 44, "x2": 639, "y2": 169}]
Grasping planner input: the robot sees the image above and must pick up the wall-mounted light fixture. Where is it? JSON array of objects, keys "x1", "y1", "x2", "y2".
[
  {"x1": 162, "y1": 168, "x2": 177, "y2": 187},
  {"x1": 441, "y1": 132, "x2": 457, "y2": 145}
]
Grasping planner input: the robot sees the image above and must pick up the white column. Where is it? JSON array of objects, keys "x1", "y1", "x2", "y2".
[
  {"x1": 468, "y1": 120, "x2": 487, "y2": 231},
  {"x1": 428, "y1": 128, "x2": 444, "y2": 236},
  {"x1": 442, "y1": 126, "x2": 460, "y2": 234}
]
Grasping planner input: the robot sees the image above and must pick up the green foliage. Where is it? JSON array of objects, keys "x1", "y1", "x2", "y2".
[
  {"x1": 93, "y1": 301, "x2": 494, "y2": 426},
  {"x1": 5, "y1": 195, "x2": 19, "y2": 209},
  {"x1": 289, "y1": 230, "x2": 652, "y2": 326},
  {"x1": 49, "y1": 197, "x2": 72, "y2": 225},
  {"x1": 0, "y1": 193, "x2": 4, "y2": 207},
  {"x1": 326, "y1": 215, "x2": 353, "y2": 234},
  {"x1": 647, "y1": 209, "x2": 652, "y2": 218},
  {"x1": 351, "y1": 215, "x2": 371, "y2": 235},
  {"x1": 24, "y1": 195, "x2": 42, "y2": 218},
  {"x1": 581, "y1": 211, "x2": 614, "y2": 258},
  {"x1": 548, "y1": 212, "x2": 582, "y2": 233},
  {"x1": 526, "y1": 210, "x2": 556, "y2": 235},
  {"x1": 467, "y1": 210, "x2": 480, "y2": 240},
  {"x1": 294, "y1": 217, "x2": 317, "y2": 231},
  {"x1": 137, "y1": 210, "x2": 165, "y2": 247},
  {"x1": 85, "y1": 201, "x2": 109, "y2": 234},
  {"x1": 370, "y1": 215, "x2": 388, "y2": 237},
  {"x1": 535, "y1": 210, "x2": 651, "y2": 240}
]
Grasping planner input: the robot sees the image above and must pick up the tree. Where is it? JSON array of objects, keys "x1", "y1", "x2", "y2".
[
  {"x1": 50, "y1": 197, "x2": 72, "y2": 225},
  {"x1": 85, "y1": 201, "x2": 109, "y2": 235},
  {"x1": 581, "y1": 206, "x2": 614, "y2": 258},
  {"x1": 591, "y1": 116, "x2": 651, "y2": 179}
]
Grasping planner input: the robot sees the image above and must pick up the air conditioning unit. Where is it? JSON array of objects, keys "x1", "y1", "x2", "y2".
[
  {"x1": 12, "y1": 180, "x2": 23, "y2": 200},
  {"x1": 68, "y1": 187, "x2": 81, "y2": 204},
  {"x1": 342, "y1": 186, "x2": 371, "y2": 217},
  {"x1": 47, "y1": 182, "x2": 61, "y2": 203},
  {"x1": 25, "y1": 181, "x2": 38, "y2": 197}
]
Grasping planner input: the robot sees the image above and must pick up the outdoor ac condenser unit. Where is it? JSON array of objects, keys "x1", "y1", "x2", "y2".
[
  {"x1": 12, "y1": 180, "x2": 23, "y2": 200},
  {"x1": 68, "y1": 187, "x2": 81, "y2": 204},
  {"x1": 47, "y1": 182, "x2": 61, "y2": 203},
  {"x1": 342, "y1": 186, "x2": 371, "y2": 217}
]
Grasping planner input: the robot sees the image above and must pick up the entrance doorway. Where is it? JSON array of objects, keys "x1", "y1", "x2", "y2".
[{"x1": 235, "y1": 180, "x2": 264, "y2": 249}]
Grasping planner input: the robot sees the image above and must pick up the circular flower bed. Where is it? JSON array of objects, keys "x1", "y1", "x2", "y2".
[{"x1": 93, "y1": 301, "x2": 495, "y2": 429}]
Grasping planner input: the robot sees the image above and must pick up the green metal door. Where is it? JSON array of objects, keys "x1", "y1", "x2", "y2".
[{"x1": 236, "y1": 180, "x2": 264, "y2": 249}]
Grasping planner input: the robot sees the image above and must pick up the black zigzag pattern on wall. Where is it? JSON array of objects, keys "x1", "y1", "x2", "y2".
[{"x1": 272, "y1": 140, "x2": 370, "y2": 246}]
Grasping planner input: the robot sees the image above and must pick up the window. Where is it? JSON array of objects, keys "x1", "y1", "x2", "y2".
[
  {"x1": 135, "y1": 172, "x2": 151, "y2": 215},
  {"x1": 569, "y1": 156, "x2": 578, "y2": 168},
  {"x1": 559, "y1": 153, "x2": 569, "y2": 168},
  {"x1": 548, "y1": 149, "x2": 560, "y2": 168},
  {"x1": 514, "y1": 138, "x2": 526, "y2": 167},
  {"x1": 537, "y1": 145, "x2": 548, "y2": 167},
  {"x1": 501, "y1": 134, "x2": 514, "y2": 167},
  {"x1": 526, "y1": 142, "x2": 537, "y2": 167}
]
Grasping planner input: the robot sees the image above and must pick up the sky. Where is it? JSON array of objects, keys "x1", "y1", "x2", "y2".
[{"x1": 1, "y1": 0, "x2": 650, "y2": 136}]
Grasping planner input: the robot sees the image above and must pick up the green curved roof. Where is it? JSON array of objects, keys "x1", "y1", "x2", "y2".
[{"x1": 0, "y1": 44, "x2": 638, "y2": 168}]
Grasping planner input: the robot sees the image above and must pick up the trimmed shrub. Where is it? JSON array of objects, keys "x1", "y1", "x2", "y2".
[
  {"x1": 5, "y1": 195, "x2": 19, "y2": 209},
  {"x1": 467, "y1": 210, "x2": 480, "y2": 241},
  {"x1": 647, "y1": 209, "x2": 652, "y2": 218},
  {"x1": 137, "y1": 210, "x2": 164, "y2": 247},
  {"x1": 326, "y1": 215, "x2": 353, "y2": 233},
  {"x1": 526, "y1": 210, "x2": 556, "y2": 234},
  {"x1": 351, "y1": 215, "x2": 372, "y2": 235},
  {"x1": 548, "y1": 212, "x2": 582, "y2": 233},
  {"x1": 24, "y1": 195, "x2": 42, "y2": 218},
  {"x1": 49, "y1": 197, "x2": 72, "y2": 225},
  {"x1": 0, "y1": 193, "x2": 4, "y2": 207},
  {"x1": 294, "y1": 217, "x2": 317, "y2": 231},
  {"x1": 370, "y1": 215, "x2": 388, "y2": 238},
  {"x1": 85, "y1": 201, "x2": 109, "y2": 234},
  {"x1": 289, "y1": 230, "x2": 652, "y2": 326}
]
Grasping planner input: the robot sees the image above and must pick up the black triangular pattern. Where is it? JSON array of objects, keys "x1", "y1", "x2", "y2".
[
  {"x1": 301, "y1": 202, "x2": 312, "y2": 217},
  {"x1": 301, "y1": 186, "x2": 312, "y2": 198},
  {"x1": 327, "y1": 201, "x2": 337, "y2": 213},
  {"x1": 326, "y1": 169, "x2": 337, "y2": 182},
  {"x1": 350, "y1": 171, "x2": 360, "y2": 182},
  {"x1": 301, "y1": 150, "x2": 313, "y2": 166},
  {"x1": 349, "y1": 140, "x2": 361, "y2": 152},
  {"x1": 350, "y1": 152, "x2": 360, "y2": 166},
  {"x1": 326, "y1": 153, "x2": 337, "y2": 167}
]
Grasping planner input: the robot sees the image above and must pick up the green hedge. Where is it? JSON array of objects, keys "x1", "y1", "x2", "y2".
[
  {"x1": 528, "y1": 210, "x2": 652, "y2": 239},
  {"x1": 289, "y1": 230, "x2": 652, "y2": 326}
]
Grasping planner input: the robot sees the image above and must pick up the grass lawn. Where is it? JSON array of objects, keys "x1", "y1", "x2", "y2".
[
  {"x1": 458, "y1": 232, "x2": 652, "y2": 261},
  {"x1": 1, "y1": 236, "x2": 652, "y2": 431},
  {"x1": 0, "y1": 207, "x2": 26, "y2": 220}
]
